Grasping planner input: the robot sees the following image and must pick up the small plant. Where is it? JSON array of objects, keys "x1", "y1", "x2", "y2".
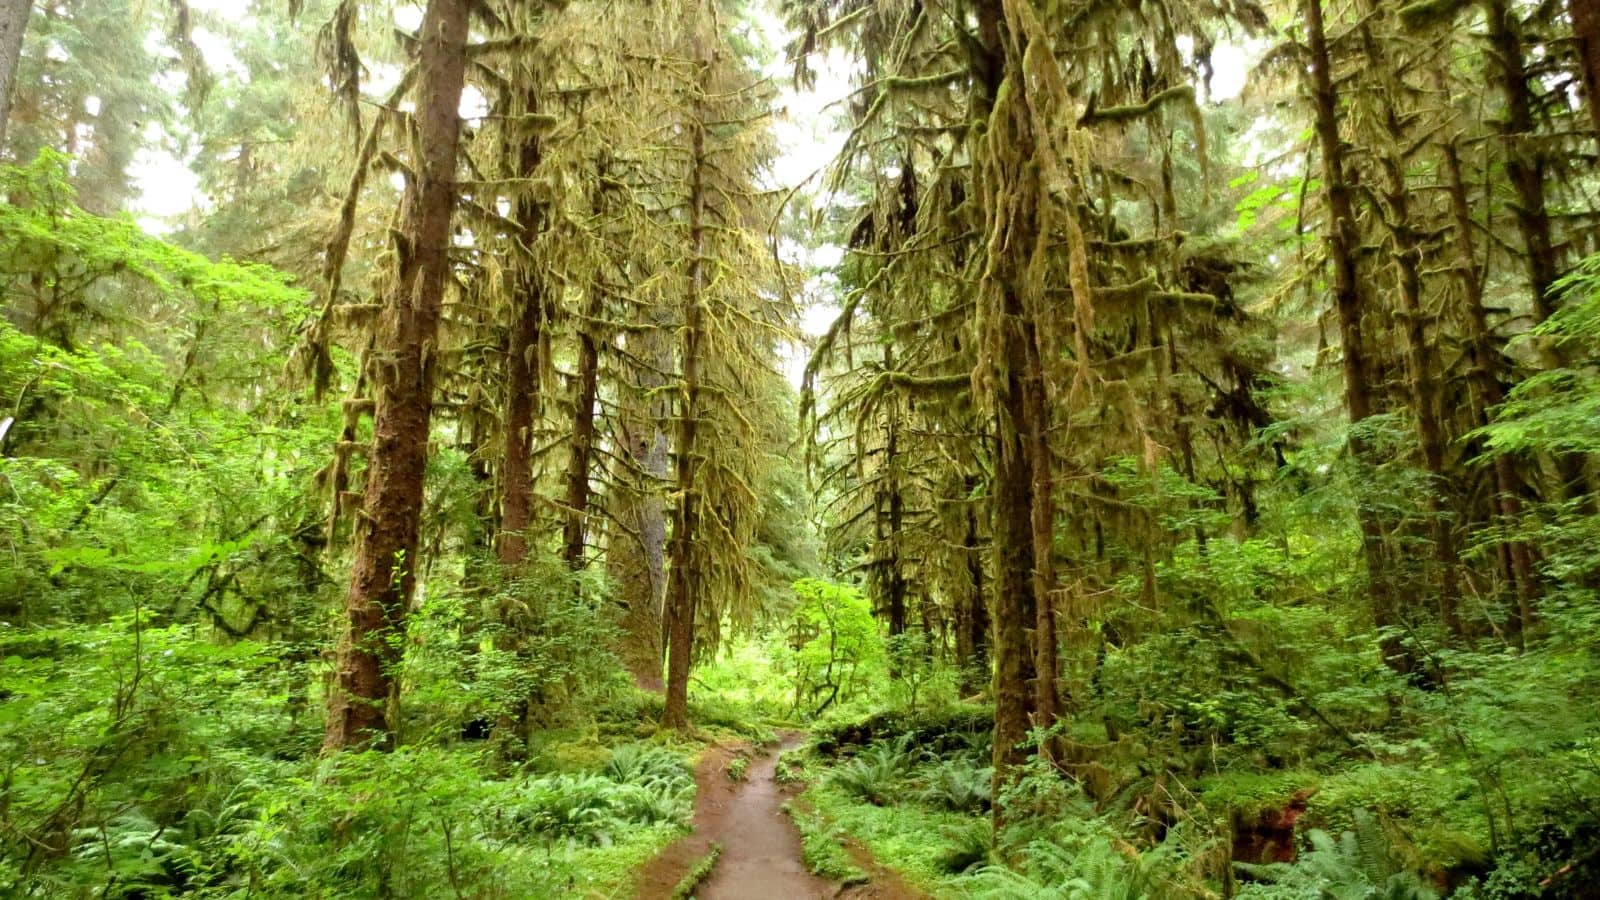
[
  {"x1": 605, "y1": 742, "x2": 691, "y2": 785},
  {"x1": 936, "y1": 819, "x2": 996, "y2": 875},
  {"x1": 608, "y1": 778, "x2": 694, "y2": 828},
  {"x1": 728, "y1": 754, "x2": 751, "y2": 781},
  {"x1": 963, "y1": 837, "x2": 1182, "y2": 900},
  {"x1": 513, "y1": 773, "x2": 619, "y2": 844},
  {"x1": 775, "y1": 750, "x2": 805, "y2": 784},
  {"x1": 918, "y1": 758, "x2": 993, "y2": 813},
  {"x1": 787, "y1": 803, "x2": 869, "y2": 884},
  {"x1": 1236, "y1": 812, "x2": 1440, "y2": 900},
  {"x1": 670, "y1": 842, "x2": 723, "y2": 900},
  {"x1": 828, "y1": 737, "x2": 920, "y2": 805}
]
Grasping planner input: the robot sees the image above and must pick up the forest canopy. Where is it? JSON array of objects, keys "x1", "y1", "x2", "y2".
[{"x1": 2, "y1": 0, "x2": 1600, "y2": 897}]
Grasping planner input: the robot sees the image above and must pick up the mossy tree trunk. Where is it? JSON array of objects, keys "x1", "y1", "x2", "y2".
[
  {"x1": 324, "y1": 0, "x2": 469, "y2": 752},
  {"x1": 0, "y1": 0, "x2": 31, "y2": 148},
  {"x1": 662, "y1": 51, "x2": 710, "y2": 732},
  {"x1": 1303, "y1": 0, "x2": 1409, "y2": 675},
  {"x1": 609, "y1": 320, "x2": 671, "y2": 690}
]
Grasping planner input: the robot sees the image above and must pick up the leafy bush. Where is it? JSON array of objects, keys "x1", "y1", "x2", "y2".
[
  {"x1": 936, "y1": 819, "x2": 996, "y2": 874},
  {"x1": 1236, "y1": 812, "x2": 1439, "y2": 900},
  {"x1": 917, "y1": 758, "x2": 993, "y2": 813},
  {"x1": 962, "y1": 837, "x2": 1185, "y2": 900},
  {"x1": 782, "y1": 579, "x2": 885, "y2": 716},
  {"x1": 787, "y1": 803, "x2": 868, "y2": 883},
  {"x1": 605, "y1": 742, "x2": 692, "y2": 785},
  {"x1": 513, "y1": 773, "x2": 623, "y2": 843},
  {"x1": 829, "y1": 737, "x2": 921, "y2": 806}
]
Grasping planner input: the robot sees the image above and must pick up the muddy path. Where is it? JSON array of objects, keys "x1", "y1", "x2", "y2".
[{"x1": 633, "y1": 734, "x2": 919, "y2": 899}]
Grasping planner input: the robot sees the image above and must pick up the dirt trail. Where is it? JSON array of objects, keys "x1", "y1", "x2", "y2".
[
  {"x1": 633, "y1": 734, "x2": 919, "y2": 899},
  {"x1": 694, "y1": 735, "x2": 835, "y2": 899}
]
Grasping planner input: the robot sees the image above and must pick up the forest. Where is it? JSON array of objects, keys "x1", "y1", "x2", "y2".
[{"x1": 2, "y1": 0, "x2": 1600, "y2": 896}]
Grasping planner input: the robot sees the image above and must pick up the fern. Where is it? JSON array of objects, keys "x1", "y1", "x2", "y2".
[
  {"x1": 962, "y1": 838, "x2": 1175, "y2": 900},
  {"x1": 936, "y1": 819, "x2": 996, "y2": 874},
  {"x1": 917, "y1": 759, "x2": 994, "y2": 813},
  {"x1": 604, "y1": 742, "x2": 690, "y2": 786},
  {"x1": 1235, "y1": 812, "x2": 1439, "y2": 900},
  {"x1": 828, "y1": 737, "x2": 920, "y2": 805}
]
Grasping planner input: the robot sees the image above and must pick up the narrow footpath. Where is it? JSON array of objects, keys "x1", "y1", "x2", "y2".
[{"x1": 633, "y1": 734, "x2": 918, "y2": 899}]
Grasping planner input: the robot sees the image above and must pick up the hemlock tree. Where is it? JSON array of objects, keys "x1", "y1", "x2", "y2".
[
  {"x1": 659, "y1": 0, "x2": 792, "y2": 730},
  {"x1": 0, "y1": 0, "x2": 29, "y2": 148},
  {"x1": 322, "y1": 0, "x2": 471, "y2": 751}
]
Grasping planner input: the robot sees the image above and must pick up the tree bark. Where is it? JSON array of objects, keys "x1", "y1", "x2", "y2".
[
  {"x1": 1021, "y1": 321, "x2": 1060, "y2": 731},
  {"x1": 498, "y1": 122, "x2": 545, "y2": 570},
  {"x1": 0, "y1": 0, "x2": 31, "y2": 150},
  {"x1": 957, "y1": 482, "x2": 990, "y2": 693},
  {"x1": 1358, "y1": 13, "x2": 1464, "y2": 635},
  {"x1": 561, "y1": 283, "x2": 602, "y2": 569},
  {"x1": 323, "y1": 0, "x2": 468, "y2": 752},
  {"x1": 880, "y1": 399, "x2": 909, "y2": 638},
  {"x1": 609, "y1": 322, "x2": 670, "y2": 690},
  {"x1": 1570, "y1": 0, "x2": 1600, "y2": 133},
  {"x1": 991, "y1": 370, "x2": 1037, "y2": 777},
  {"x1": 662, "y1": 53, "x2": 709, "y2": 732},
  {"x1": 1484, "y1": 0, "x2": 1559, "y2": 321},
  {"x1": 1304, "y1": 0, "x2": 1409, "y2": 675},
  {"x1": 1436, "y1": 110, "x2": 1539, "y2": 636},
  {"x1": 1484, "y1": 0, "x2": 1592, "y2": 511}
]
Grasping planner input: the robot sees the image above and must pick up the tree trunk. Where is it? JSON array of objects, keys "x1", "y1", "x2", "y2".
[
  {"x1": 1304, "y1": 0, "x2": 1409, "y2": 675},
  {"x1": 956, "y1": 477, "x2": 989, "y2": 693},
  {"x1": 0, "y1": 0, "x2": 30, "y2": 150},
  {"x1": 1435, "y1": 88, "x2": 1540, "y2": 638},
  {"x1": 1570, "y1": 0, "x2": 1600, "y2": 133},
  {"x1": 1359, "y1": 14, "x2": 1464, "y2": 634},
  {"x1": 1484, "y1": 0, "x2": 1559, "y2": 321},
  {"x1": 662, "y1": 55, "x2": 709, "y2": 732},
  {"x1": 562, "y1": 284, "x2": 602, "y2": 569},
  {"x1": 609, "y1": 322, "x2": 671, "y2": 690},
  {"x1": 323, "y1": 0, "x2": 468, "y2": 752},
  {"x1": 991, "y1": 360, "x2": 1037, "y2": 778},
  {"x1": 883, "y1": 413, "x2": 908, "y2": 639},
  {"x1": 498, "y1": 125, "x2": 545, "y2": 570},
  {"x1": 1022, "y1": 322, "x2": 1060, "y2": 731},
  {"x1": 1484, "y1": 0, "x2": 1592, "y2": 511}
]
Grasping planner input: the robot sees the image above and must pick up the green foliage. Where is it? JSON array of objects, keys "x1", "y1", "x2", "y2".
[
  {"x1": 917, "y1": 759, "x2": 994, "y2": 814},
  {"x1": 805, "y1": 775, "x2": 986, "y2": 894},
  {"x1": 231, "y1": 748, "x2": 681, "y2": 898},
  {"x1": 0, "y1": 153, "x2": 330, "y2": 633},
  {"x1": 1236, "y1": 813, "x2": 1440, "y2": 900},
  {"x1": 0, "y1": 151, "x2": 307, "y2": 349},
  {"x1": 1477, "y1": 255, "x2": 1600, "y2": 458},
  {"x1": 828, "y1": 737, "x2": 921, "y2": 806},
  {"x1": 782, "y1": 578, "x2": 885, "y2": 716},
  {"x1": 934, "y1": 819, "x2": 997, "y2": 875},
  {"x1": 404, "y1": 551, "x2": 625, "y2": 738},
  {"x1": 787, "y1": 803, "x2": 869, "y2": 883},
  {"x1": 962, "y1": 835, "x2": 1192, "y2": 900},
  {"x1": 670, "y1": 841, "x2": 723, "y2": 900}
]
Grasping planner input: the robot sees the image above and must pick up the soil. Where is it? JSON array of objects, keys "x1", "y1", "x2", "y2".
[{"x1": 632, "y1": 733, "x2": 922, "y2": 899}]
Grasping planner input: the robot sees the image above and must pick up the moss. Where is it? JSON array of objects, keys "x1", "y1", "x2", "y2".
[
  {"x1": 669, "y1": 842, "x2": 722, "y2": 900},
  {"x1": 527, "y1": 730, "x2": 614, "y2": 773},
  {"x1": 786, "y1": 801, "x2": 868, "y2": 883},
  {"x1": 1194, "y1": 769, "x2": 1321, "y2": 818}
]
